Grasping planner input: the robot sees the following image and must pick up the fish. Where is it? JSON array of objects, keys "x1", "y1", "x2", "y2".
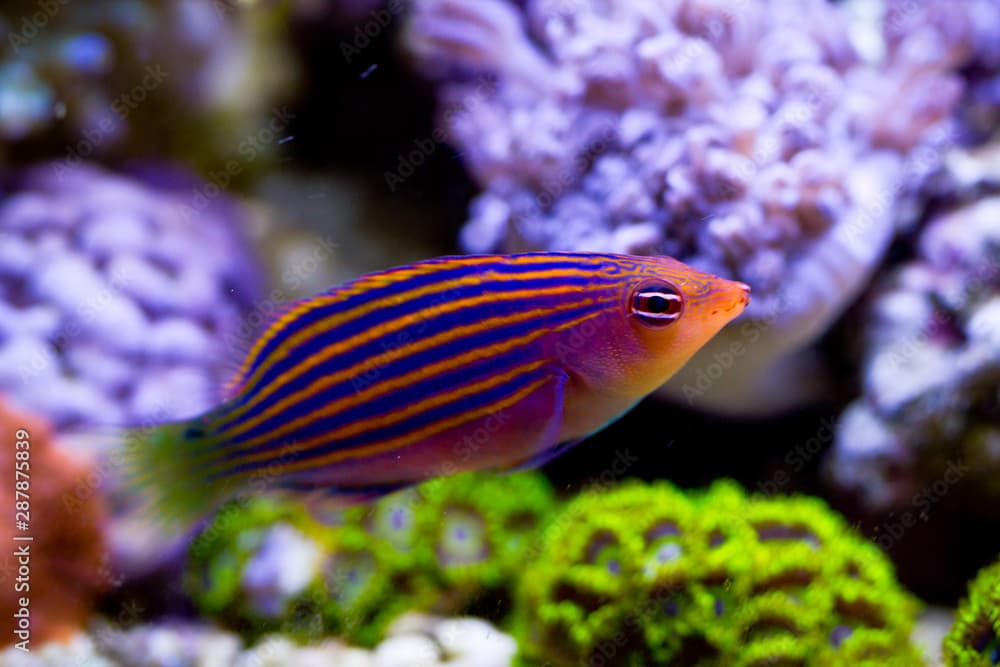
[{"x1": 127, "y1": 252, "x2": 749, "y2": 525}]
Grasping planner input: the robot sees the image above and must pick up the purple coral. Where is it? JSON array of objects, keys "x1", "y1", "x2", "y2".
[
  {"x1": 826, "y1": 195, "x2": 1000, "y2": 510},
  {"x1": 0, "y1": 162, "x2": 262, "y2": 430},
  {"x1": 404, "y1": 0, "x2": 964, "y2": 414},
  {"x1": 882, "y1": 0, "x2": 1000, "y2": 143}
]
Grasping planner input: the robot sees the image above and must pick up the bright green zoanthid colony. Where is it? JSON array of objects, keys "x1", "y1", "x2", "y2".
[
  {"x1": 514, "y1": 480, "x2": 923, "y2": 667},
  {"x1": 184, "y1": 470, "x2": 557, "y2": 646},
  {"x1": 945, "y1": 557, "x2": 1000, "y2": 666},
  {"x1": 185, "y1": 472, "x2": 926, "y2": 664}
]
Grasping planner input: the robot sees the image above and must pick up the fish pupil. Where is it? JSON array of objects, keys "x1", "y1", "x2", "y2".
[
  {"x1": 646, "y1": 295, "x2": 669, "y2": 313},
  {"x1": 631, "y1": 283, "x2": 683, "y2": 326}
]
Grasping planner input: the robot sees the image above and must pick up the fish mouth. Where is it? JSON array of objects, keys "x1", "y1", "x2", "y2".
[
  {"x1": 734, "y1": 281, "x2": 751, "y2": 309},
  {"x1": 716, "y1": 279, "x2": 751, "y2": 316}
]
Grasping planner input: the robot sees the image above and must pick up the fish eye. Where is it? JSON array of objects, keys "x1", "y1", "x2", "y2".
[{"x1": 630, "y1": 281, "x2": 683, "y2": 326}]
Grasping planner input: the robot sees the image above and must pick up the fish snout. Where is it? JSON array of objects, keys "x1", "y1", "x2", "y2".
[
  {"x1": 714, "y1": 279, "x2": 750, "y2": 316},
  {"x1": 735, "y1": 281, "x2": 751, "y2": 309}
]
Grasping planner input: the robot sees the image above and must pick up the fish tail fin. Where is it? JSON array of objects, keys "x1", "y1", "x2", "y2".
[{"x1": 124, "y1": 418, "x2": 233, "y2": 530}]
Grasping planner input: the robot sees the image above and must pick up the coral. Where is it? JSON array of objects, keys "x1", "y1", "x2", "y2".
[
  {"x1": 0, "y1": 162, "x2": 263, "y2": 431},
  {"x1": 882, "y1": 0, "x2": 1000, "y2": 143},
  {"x1": 334, "y1": 471, "x2": 557, "y2": 623},
  {"x1": 0, "y1": 0, "x2": 295, "y2": 174},
  {"x1": 826, "y1": 194, "x2": 1000, "y2": 510},
  {"x1": 403, "y1": 0, "x2": 963, "y2": 415},
  {"x1": 0, "y1": 614, "x2": 518, "y2": 667},
  {"x1": 0, "y1": 398, "x2": 109, "y2": 648},
  {"x1": 0, "y1": 633, "x2": 116, "y2": 667},
  {"x1": 945, "y1": 557, "x2": 1000, "y2": 666},
  {"x1": 94, "y1": 621, "x2": 243, "y2": 666},
  {"x1": 374, "y1": 613, "x2": 519, "y2": 667},
  {"x1": 185, "y1": 495, "x2": 414, "y2": 647},
  {"x1": 355, "y1": 468, "x2": 558, "y2": 604},
  {"x1": 515, "y1": 480, "x2": 921, "y2": 667},
  {"x1": 186, "y1": 471, "x2": 556, "y2": 646}
]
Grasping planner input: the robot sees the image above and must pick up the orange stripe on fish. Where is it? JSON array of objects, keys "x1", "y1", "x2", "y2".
[
  {"x1": 216, "y1": 295, "x2": 618, "y2": 446},
  {"x1": 122, "y1": 252, "x2": 750, "y2": 528}
]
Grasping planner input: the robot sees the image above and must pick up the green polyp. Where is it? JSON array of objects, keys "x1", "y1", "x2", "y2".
[
  {"x1": 185, "y1": 496, "x2": 328, "y2": 636},
  {"x1": 185, "y1": 470, "x2": 558, "y2": 647},
  {"x1": 404, "y1": 470, "x2": 557, "y2": 599},
  {"x1": 945, "y1": 558, "x2": 1000, "y2": 666},
  {"x1": 360, "y1": 487, "x2": 422, "y2": 554},
  {"x1": 436, "y1": 503, "x2": 490, "y2": 563},
  {"x1": 515, "y1": 479, "x2": 921, "y2": 666},
  {"x1": 817, "y1": 626, "x2": 928, "y2": 666}
]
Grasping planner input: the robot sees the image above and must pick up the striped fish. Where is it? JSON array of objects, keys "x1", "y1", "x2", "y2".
[{"x1": 128, "y1": 252, "x2": 749, "y2": 525}]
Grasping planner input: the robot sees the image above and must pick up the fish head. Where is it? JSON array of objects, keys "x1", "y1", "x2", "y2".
[
  {"x1": 555, "y1": 254, "x2": 750, "y2": 417},
  {"x1": 618, "y1": 255, "x2": 750, "y2": 389}
]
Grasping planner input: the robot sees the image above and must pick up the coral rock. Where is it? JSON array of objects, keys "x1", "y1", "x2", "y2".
[
  {"x1": 1, "y1": 615, "x2": 518, "y2": 667},
  {"x1": 0, "y1": 398, "x2": 109, "y2": 648}
]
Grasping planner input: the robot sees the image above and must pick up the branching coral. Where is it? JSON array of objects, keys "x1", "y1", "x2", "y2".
[
  {"x1": 0, "y1": 162, "x2": 262, "y2": 431},
  {"x1": 185, "y1": 471, "x2": 556, "y2": 646},
  {"x1": 515, "y1": 480, "x2": 922, "y2": 666},
  {"x1": 826, "y1": 195, "x2": 1000, "y2": 510},
  {"x1": 403, "y1": 0, "x2": 964, "y2": 415},
  {"x1": 945, "y1": 557, "x2": 1000, "y2": 666}
]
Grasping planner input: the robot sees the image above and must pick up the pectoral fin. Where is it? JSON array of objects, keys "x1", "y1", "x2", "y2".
[{"x1": 502, "y1": 369, "x2": 582, "y2": 472}]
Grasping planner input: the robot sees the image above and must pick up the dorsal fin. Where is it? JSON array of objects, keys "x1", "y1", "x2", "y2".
[
  {"x1": 221, "y1": 297, "x2": 310, "y2": 400},
  {"x1": 219, "y1": 256, "x2": 491, "y2": 400}
]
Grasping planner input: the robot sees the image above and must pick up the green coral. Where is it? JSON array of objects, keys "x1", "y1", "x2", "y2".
[
  {"x1": 343, "y1": 470, "x2": 558, "y2": 614},
  {"x1": 515, "y1": 480, "x2": 923, "y2": 667},
  {"x1": 185, "y1": 470, "x2": 556, "y2": 646},
  {"x1": 185, "y1": 495, "x2": 413, "y2": 646},
  {"x1": 945, "y1": 558, "x2": 1000, "y2": 666}
]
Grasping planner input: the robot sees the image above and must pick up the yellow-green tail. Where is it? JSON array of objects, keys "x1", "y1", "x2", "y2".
[{"x1": 124, "y1": 419, "x2": 233, "y2": 530}]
